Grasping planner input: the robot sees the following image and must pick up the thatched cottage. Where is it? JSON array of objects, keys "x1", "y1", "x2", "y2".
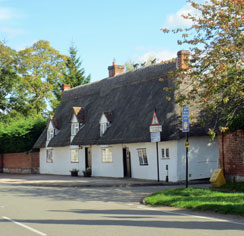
[{"x1": 34, "y1": 50, "x2": 219, "y2": 182}]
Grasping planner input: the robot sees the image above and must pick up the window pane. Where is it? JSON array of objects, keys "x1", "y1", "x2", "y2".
[
  {"x1": 137, "y1": 148, "x2": 148, "y2": 166},
  {"x1": 102, "y1": 147, "x2": 112, "y2": 163},
  {"x1": 100, "y1": 123, "x2": 108, "y2": 136},
  {"x1": 71, "y1": 124, "x2": 75, "y2": 135},
  {"x1": 46, "y1": 150, "x2": 53, "y2": 163},
  {"x1": 166, "y1": 148, "x2": 169, "y2": 158},
  {"x1": 71, "y1": 149, "x2": 79, "y2": 163},
  {"x1": 162, "y1": 149, "x2": 165, "y2": 158}
]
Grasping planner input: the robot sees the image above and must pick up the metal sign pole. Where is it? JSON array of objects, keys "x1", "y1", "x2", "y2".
[
  {"x1": 186, "y1": 132, "x2": 189, "y2": 188},
  {"x1": 156, "y1": 142, "x2": 159, "y2": 182}
]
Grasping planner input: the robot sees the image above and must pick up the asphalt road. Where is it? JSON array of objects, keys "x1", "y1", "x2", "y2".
[{"x1": 0, "y1": 183, "x2": 244, "y2": 236}]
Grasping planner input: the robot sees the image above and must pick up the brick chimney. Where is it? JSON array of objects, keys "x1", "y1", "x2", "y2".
[
  {"x1": 177, "y1": 50, "x2": 190, "y2": 70},
  {"x1": 108, "y1": 60, "x2": 125, "y2": 77},
  {"x1": 61, "y1": 84, "x2": 71, "y2": 92}
]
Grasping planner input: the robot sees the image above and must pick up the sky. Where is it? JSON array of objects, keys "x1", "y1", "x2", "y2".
[{"x1": 0, "y1": 0, "x2": 195, "y2": 82}]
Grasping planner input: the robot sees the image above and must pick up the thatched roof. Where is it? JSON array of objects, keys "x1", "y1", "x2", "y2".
[
  {"x1": 72, "y1": 107, "x2": 85, "y2": 123},
  {"x1": 33, "y1": 62, "x2": 207, "y2": 149}
]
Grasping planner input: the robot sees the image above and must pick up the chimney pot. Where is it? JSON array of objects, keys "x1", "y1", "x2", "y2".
[
  {"x1": 177, "y1": 50, "x2": 190, "y2": 70},
  {"x1": 62, "y1": 84, "x2": 71, "y2": 92}
]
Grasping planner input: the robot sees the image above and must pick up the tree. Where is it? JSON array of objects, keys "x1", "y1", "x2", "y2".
[
  {"x1": 17, "y1": 40, "x2": 67, "y2": 115},
  {"x1": 162, "y1": 0, "x2": 244, "y2": 135},
  {"x1": 53, "y1": 44, "x2": 90, "y2": 109},
  {"x1": 0, "y1": 115, "x2": 46, "y2": 153},
  {"x1": 0, "y1": 42, "x2": 19, "y2": 113},
  {"x1": 63, "y1": 44, "x2": 90, "y2": 87},
  {"x1": 124, "y1": 57, "x2": 160, "y2": 72}
]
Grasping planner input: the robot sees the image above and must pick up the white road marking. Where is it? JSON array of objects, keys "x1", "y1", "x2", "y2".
[
  {"x1": 137, "y1": 206, "x2": 244, "y2": 227},
  {"x1": 2, "y1": 216, "x2": 47, "y2": 236}
]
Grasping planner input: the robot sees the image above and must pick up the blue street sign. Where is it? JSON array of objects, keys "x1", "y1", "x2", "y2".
[
  {"x1": 182, "y1": 107, "x2": 189, "y2": 132},
  {"x1": 182, "y1": 106, "x2": 189, "y2": 117},
  {"x1": 151, "y1": 132, "x2": 161, "y2": 142},
  {"x1": 182, "y1": 117, "x2": 189, "y2": 132}
]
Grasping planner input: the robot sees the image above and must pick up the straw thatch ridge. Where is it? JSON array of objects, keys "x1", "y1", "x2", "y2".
[{"x1": 33, "y1": 62, "x2": 207, "y2": 149}]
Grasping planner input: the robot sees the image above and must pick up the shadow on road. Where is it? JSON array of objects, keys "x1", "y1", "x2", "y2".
[
  {"x1": 0, "y1": 184, "x2": 165, "y2": 203},
  {"x1": 1, "y1": 216, "x2": 244, "y2": 231}
]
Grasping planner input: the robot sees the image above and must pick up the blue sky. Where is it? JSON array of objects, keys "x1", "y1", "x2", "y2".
[{"x1": 0, "y1": 0, "x2": 194, "y2": 82}]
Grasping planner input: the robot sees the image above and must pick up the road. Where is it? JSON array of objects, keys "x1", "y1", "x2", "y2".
[{"x1": 0, "y1": 183, "x2": 244, "y2": 236}]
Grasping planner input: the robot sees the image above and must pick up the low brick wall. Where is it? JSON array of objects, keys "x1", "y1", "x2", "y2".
[
  {"x1": 218, "y1": 130, "x2": 244, "y2": 181},
  {"x1": 0, "y1": 152, "x2": 39, "y2": 174}
]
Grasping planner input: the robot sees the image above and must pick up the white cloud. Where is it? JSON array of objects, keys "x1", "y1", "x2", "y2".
[
  {"x1": 164, "y1": 3, "x2": 199, "y2": 27},
  {"x1": 0, "y1": 7, "x2": 14, "y2": 21},
  {"x1": 0, "y1": 27, "x2": 24, "y2": 37},
  {"x1": 137, "y1": 50, "x2": 176, "y2": 63}
]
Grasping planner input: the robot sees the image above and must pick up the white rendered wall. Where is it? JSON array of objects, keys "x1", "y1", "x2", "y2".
[
  {"x1": 91, "y1": 145, "x2": 124, "y2": 178},
  {"x1": 125, "y1": 143, "x2": 158, "y2": 180},
  {"x1": 124, "y1": 142, "x2": 178, "y2": 181},
  {"x1": 40, "y1": 136, "x2": 219, "y2": 181},
  {"x1": 158, "y1": 141, "x2": 178, "y2": 182},
  {"x1": 177, "y1": 136, "x2": 219, "y2": 181},
  {"x1": 40, "y1": 146, "x2": 86, "y2": 175}
]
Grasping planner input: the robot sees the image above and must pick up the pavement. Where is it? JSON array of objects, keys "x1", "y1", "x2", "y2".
[{"x1": 0, "y1": 173, "x2": 210, "y2": 188}]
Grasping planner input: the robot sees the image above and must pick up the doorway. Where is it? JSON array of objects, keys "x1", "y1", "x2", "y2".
[
  {"x1": 123, "y1": 148, "x2": 131, "y2": 178},
  {"x1": 85, "y1": 147, "x2": 91, "y2": 169}
]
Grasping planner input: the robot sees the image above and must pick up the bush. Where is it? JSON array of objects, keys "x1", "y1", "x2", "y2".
[{"x1": 0, "y1": 116, "x2": 46, "y2": 153}]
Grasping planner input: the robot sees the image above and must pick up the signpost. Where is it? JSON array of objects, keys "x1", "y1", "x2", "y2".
[
  {"x1": 149, "y1": 110, "x2": 162, "y2": 182},
  {"x1": 182, "y1": 106, "x2": 189, "y2": 188}
]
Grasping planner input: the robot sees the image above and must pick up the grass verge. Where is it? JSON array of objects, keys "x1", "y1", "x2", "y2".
[
  {"x1": 144, "y1": 187, "x2": 244, "y2": 216},
  {"x1": 221, "y1": 182, "x2": 244, "y2": 192}
]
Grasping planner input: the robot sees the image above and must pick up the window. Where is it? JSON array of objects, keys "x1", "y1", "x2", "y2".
[
  {"x1": 102, "y1": 147, "x2": 112, "y2": 163},
  {"x1": 100, "y1": 122, "x2": 109, "y2": 136},
  {"x1": 46, "y1": 149, "x2": 53, "y2": 163},
  {"x1": 137, "y1": 148, "x2": 148, "y2": 165},
  {"x1": 47, "y1": 129, "x2": 54, "y2": 141},
  {"x1": 162, "y1": 148, "x2": 170, "y2": 159},
  {"x1": 71, "y1": 123, "x2": 80, "y2": 136},
  {"x1": 71, "y1": 149, "x2": 79, "y2": 163}
]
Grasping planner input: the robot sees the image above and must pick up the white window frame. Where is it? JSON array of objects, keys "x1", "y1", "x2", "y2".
[
  {"x1": 100, "y1": 122, "x2": 109, "y2": 136},
  {"x1": 70, "y1": 149, "x2": 79, "y2": 163},
  {"x1": 71, "y1": 122, "x2": 80, "y2": 136},
  {"x1": 46, "y1": 149, "x2": 53, "y2": 163},
  {"x1": 162, "y1": 148, "x2": 170, "y2": 159},
  {"x1": 47, "y1": 129, "x2": 54, "y2": 141},
  {"x1": 102, "y1": 147, "x2": 112, "y2": 163},
  {"x1": 137, "y1": 148, "x2": 148, "y2": 166}
]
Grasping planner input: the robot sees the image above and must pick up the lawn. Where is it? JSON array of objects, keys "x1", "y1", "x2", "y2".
[{"x1": 144, "y1": 187, "x2": 244, "y2": 215}]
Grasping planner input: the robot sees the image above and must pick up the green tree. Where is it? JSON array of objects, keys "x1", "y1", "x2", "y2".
[
  {"x1": 0, "y1": 42, "x2": 19, "y2": 113},
  {"x1": 162, "y1": 0, "x2": 244, "y2": 135},
  {"x1": 17, "y1": 40, "x2": 67, "y2": 115},
  {"x1": 0, "y1": 115, "x2": 46, "y2": 153},
  {"x1": 53, "y1": 44, "x2": 90, "y2": 109},
  {"x1": 63, "y1": 44, "x2": 90, "y2": 86},
  {"x1": 124, "y1": 57, "x2": 159, "y2": 72}
]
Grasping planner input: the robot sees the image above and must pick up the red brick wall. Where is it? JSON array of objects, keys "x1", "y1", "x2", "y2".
[
  {"x1": 0, "y1": 154, "x2": 3, "y2": 172},
  {"x1": 1, "y1": 152, "x2": 39, "y2": 174},
  {"x1": 218, "y1": 130, "x2": 244, "y2": 179}
]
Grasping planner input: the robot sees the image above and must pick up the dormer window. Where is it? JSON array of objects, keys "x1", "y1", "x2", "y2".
[
  {"x1": 100, "y1": 122, "x2": 109, "y2": 136},
  {"x1": 100, "y1": 112, "x2": 112, "y2": 137},
  {"x1": 70, "y1": 107, "x2": 85, "y2": 140},
  {"x1": 47, "y1": 129, "x2": 54, "y2": 141},
  {"x1": 46, "y1": 116, "x2": 60, "y2": 144},
  {"x1": 71, "y1": 123, "x2": 80, "y2": 136}
]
